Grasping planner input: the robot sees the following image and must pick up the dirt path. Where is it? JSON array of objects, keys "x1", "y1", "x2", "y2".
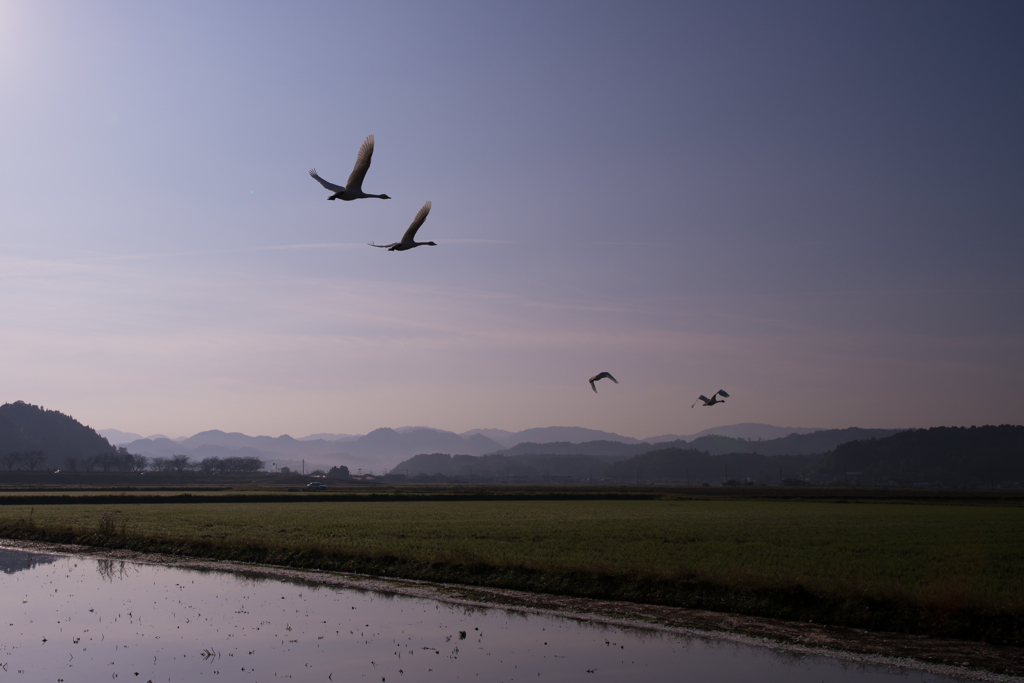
[{"x1": 3, "y1": 539, "x2": 1021, "y2": 682}]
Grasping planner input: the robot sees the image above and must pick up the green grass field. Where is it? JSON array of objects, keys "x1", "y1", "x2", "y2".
[{"x1": 1, "y1": 497, "x2": 1021, "y2": 641}]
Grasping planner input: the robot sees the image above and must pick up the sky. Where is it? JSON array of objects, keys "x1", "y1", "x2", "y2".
[{"x1": 1, "y1": 1, "x2": 1022, "y2": 439}]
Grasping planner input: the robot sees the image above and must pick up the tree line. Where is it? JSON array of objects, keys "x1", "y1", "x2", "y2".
[{"x1": 0, "y1": 448, "x2": 265, "y2": 474}]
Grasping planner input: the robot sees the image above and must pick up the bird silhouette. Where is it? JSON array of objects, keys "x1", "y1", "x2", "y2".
[
  {"x1": 692, "y1": 390, "x2": 729, "y2": 408},
  {"x1": 368, "y1": 201, "x2": 436, "y2": 251},
  {"x1": 589, "y1": 372, "x2": 618, "y2": 393},
  {"x1": 309, "y1": 135, "x2": 391, "y2": 201}
]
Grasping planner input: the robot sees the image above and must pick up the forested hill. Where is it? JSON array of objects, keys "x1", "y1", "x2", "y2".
[
  {"x1": 812, "y1": 425, "x2": 1024, "y2": 485},
  {"x1": 0, "y1": 401, "x2": 114, "y2": 463},
  {"x1": 603, "y1": 425, "x2": 1023, "y2": 486},
  {"x1": 603, "y1": 449, "x2": 818, "y2": 485},
  {"x1": 686, "y1": 428, "x2": 902, "y2": 456},
  {"x1": 499, "y1": 440, "x2": 672, "y2": 458},
  {"x1": 498, "y1": 428, "x2": 902, "y2": 458}
]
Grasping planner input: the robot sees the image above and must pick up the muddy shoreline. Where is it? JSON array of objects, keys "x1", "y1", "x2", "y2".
[{"x1": 2, "y1": 538, "x2": 1021, "y2": 682}]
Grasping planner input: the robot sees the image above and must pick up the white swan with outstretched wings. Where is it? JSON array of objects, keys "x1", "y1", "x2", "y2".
[
  {"x1": 368, "y1": 201, "x2": 436, "y2": 252},
  {"x1": 309, "y1": 134, "x2": 391, "y2": 201}
]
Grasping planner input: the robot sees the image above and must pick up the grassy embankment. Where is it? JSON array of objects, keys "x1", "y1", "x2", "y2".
[{"x1": 0, "y1": 496, "x2": 1021, "y2": 644}]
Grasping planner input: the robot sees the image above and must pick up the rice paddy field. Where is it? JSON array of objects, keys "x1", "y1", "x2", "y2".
[{"x1": 1, "y1": 495, "x2": 1022, "y2": 642}]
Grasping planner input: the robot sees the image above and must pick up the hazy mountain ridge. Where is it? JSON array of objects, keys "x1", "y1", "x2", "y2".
[
  {"x1": 103, "y1": 422, "x2": 899, "y2": 473},
  {"x1": 498, "y1": 440, "x2": 680, "y2": 458},
  {"x1": 124, "y1": 430, "x2": 350, "y2": 458},
  {"x1": 392, "y1": 427, "x2": 1022, "y2": 486},
  {"x1": 392, "y1": 429, "x2": 899, "y2": 479},
  {"x1": 119, "y1": 426, "x2": 504, "y2": 471},
  {"x1": 296, "y1": 432, "x2": 360, "y2": 443},
  {"x1": 644, "y1": 423, "x2": 825, "y2": 442},
  {"x1": 493, "y1": 429, "x2": 900, "y2": 459},
  {"x1": 342, "y1": 428, "x2": 503, "y2": 460},
  {"x1": 459, "y1": 426, "x2": 644, "y2": 448},
  {"x1": 98, "y1": 429, "x2": 144, "y2": 444},
  {"x1": 390, "y1": 452, "x2": 632, "y2": 482},
  {"x1": 7, "y1": 404, "x2": 1018, "y2": 486}
]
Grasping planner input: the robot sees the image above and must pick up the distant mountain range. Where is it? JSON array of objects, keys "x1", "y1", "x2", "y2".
[
  {"x1": 114, "y1": 426, "x2": 504, "y2": 472},
  {"x1": 97, "y1": 429, "x2": 185, "y2": 444},
  {"x1": 99, "y1": 422, "x2": 899, "y2": 473},
  {"x1": 457, "y1": 424, "x2": 823, "y2": 448},
  {"x1": 390, "y1": 426, "x2": 1022, "y2": 486},
  {"x1": 104, "y1": 422, "x2": 823, "y2": 451},
  {"x1": 643, "y1": 423, "x2": 824, "y2": 443},
  {"x1": 116, "y1": 431, "x2": 371, "y2": 473},
  {"x1": 393, "y1": 428, "x2": 902, "y2": 478},
  {"x1": 9, "y1": 403, "x2": 1021, "y2": 486}
]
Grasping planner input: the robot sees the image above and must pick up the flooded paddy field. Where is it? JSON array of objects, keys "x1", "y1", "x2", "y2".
[{"x1": 0, "y1": 546, "x2": 1002, "y2": 683}]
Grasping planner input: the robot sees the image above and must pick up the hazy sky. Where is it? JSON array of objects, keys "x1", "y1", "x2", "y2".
[{"x1": 1, "y1": 1, "x2": 1022, "y2": 439}]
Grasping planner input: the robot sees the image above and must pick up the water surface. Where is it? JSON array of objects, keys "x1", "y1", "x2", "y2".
[{"x1": 0, "y1": 547, "x2": 967, "y2": 682}]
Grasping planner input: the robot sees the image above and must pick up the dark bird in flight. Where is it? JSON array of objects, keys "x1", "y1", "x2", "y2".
[
  {"x1": 309, "y1": 134, "x2": 391, "y2": 201},
  {"x1": 368, "y1": 201, "x2": 436, "y2": 251},
  {"x1": 692, "y1": 390, "x2": 729, "y2": 408},
  {"x1": 589, "y1": 372, "x2": 618, "y2": 393}
]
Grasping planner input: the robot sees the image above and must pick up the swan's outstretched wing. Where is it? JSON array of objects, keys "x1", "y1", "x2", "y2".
[
  {"x1": 309, "y1": 169, "x2": 345, "y2": 193},
  {"x1": 590, "y1": 379, "x2": 598, "y2": 393},
  {"x1": 606, "y1": 373, "x2": 618, "y2": 384},
  {"x1": 346, "y1": 134, "x2": 375, "y2": 192},
  {"x1": 400, "y1": 201, "x2": 432, "y2": 243},
  {"x1": 692, "y1": 395, "x2": 710, "y2": 408},
  {"x1": 368, "y1": 242, "x2": 398, "y2": 249},
  {"x1": 716, "y1": 390, "x2": 730, "y2": 398}
]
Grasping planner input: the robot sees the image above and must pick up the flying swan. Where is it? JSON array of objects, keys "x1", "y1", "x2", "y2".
[
  {"x1": 309, "y1": 134, "x2": 391, "y2": 201},
  {"x1": 589, "y1": 372, "x2": 618, "y2": 393},
  {"x1": 692, "y1": 390, "x2": 729, "y2": 408},
  {"x1": 368, "y1": 201, "x2": 436, "y2": 251}
]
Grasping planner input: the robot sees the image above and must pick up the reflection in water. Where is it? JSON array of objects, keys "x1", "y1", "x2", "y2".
[
  {"x1": 96, "y1": 558, "x2": 136, "y2": 582},
  {"x1": 0, "y1": 546, "x2": 968, "y2": 683},
  {"x1": 0, "y1": 547, "x2": 57, "y2": 575}
]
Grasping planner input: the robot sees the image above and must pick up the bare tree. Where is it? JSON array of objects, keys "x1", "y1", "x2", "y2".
[
  {"x1": 168, "y1": 454, "x2": 193, "y2": 472},
  {"x1": 94, "y1": 452, "x2": 117, "y2": 472},
  {"x1": 116, "y1": 447, "x2": 147, "y2": 472},
  {"x1": 149, "y1": 457, "x2": 168, "y2": 472},
  {"x1": 0, "y1": 452, "x2": 23, "y2": 471},
  {"x1": 219, "y1": 456, "x2": 264, "y2": 473},
  {"x1": 22, "y1": 451, "x2": 47, "y2": 471},
  {"x1": 127, "y1": 452, "x2": 148, "y2": 472},
  {"x1": 199, "y1": 457, "x2": 221, "y2": 474}
]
